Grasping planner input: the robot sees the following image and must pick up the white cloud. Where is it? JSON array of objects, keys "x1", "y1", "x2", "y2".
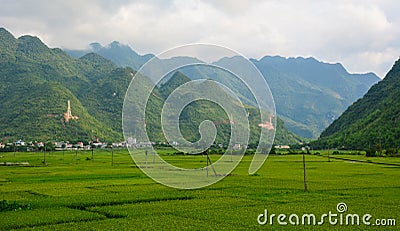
[{"x1": 0, "y1": 0, "x2": 399, "y2": 77}]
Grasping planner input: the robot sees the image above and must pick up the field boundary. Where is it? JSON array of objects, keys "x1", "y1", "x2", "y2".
[{"x1": 317, "y1": 154, "x2": 400, "y2": 166}]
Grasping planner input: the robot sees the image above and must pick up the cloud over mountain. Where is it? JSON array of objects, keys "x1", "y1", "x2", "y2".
[{"x1": 1, "y1": 0, "x2": 399, "y2": 77}]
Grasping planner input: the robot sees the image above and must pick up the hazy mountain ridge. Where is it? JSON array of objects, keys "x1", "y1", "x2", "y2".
[
  {"x1": 315, "y1": 58, "x2": 400, "y2": 149},
  {"x1": 0, "y1": 28, "x2": 300, "y2": 145},
  {"x1": 251, "y1": 56, "x2": 380, "y2": 138},
  {"x1": 66, "y1": 41, "x2": 154, "y2": 71},
  {"x1": 148, "y1": 71, "x2": 302, "y2": 145},
  {"x1": 66, "y1": 41, "x2": 380, "y2": 138}
]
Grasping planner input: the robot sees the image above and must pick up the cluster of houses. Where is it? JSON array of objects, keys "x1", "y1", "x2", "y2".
[
  {"x1": 274, "y1": 145, "x2": 290, "y2": 149},
  {"x1": 0, "y1": 137, "x2": 284, "y2": 152},
  {"x1": 0, "y1": 137, "x2": 159, "y2": 152},
  {"x1": 0, "y1": 139, "x2": 127, "y2": 151},
  {"x1": 53, "y1": 141, "x2": 109, "y2": 150}
]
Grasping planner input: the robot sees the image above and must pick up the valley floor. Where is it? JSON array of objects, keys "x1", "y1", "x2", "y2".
[{"x1": 0, "y1": 150, "x2": 399, "y2": 230}]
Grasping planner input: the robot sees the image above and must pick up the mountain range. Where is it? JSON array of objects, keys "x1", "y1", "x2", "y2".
[
  {"x1": 251, "y1": 56, "x2": 379, "y2": 138},
  {"x1": 0, "y1": 28, "x2": 130, "y2": 143},
  {"x1": 66, "y1": 41, "x2": 153, "y2": 71},
  {"x1": 66, "y1": 42, "x2": 380, "y2": 139},
  {"x1": 0, "y1": 28, "x2": 301, "y2": 145},
  {"x1": 315, "y1": 58, "x2": 400, "y2": 150}
]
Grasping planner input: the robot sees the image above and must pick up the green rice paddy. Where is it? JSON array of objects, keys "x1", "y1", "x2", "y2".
[{"x1": 0, "y1": 150, "x2": 399, "y2": 230}]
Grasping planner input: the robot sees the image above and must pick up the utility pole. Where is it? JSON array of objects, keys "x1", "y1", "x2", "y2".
[
  {"x1": 145, "y1": 150, "x2": 148, "y2": 168},
  {"x1": 43, "y1": 142, "x2": 46, "y2": 165},
  {"x1": 153, "y1": 148, "x2": 156, "y2": 164},
  {"x1": 205, "y1": 149, "x2": 217, "y2": 177},
  {"x1": 206, "y1": 150, "x2": 209, "y2": 177},
  {"x1": 328, "y1": 147, "x2": 330, "y2": 162},
  {"x1": 111, "y1": 146, "x2": 114, "y2": 166},
  {"x1": 75, "y1": 148, "x2": 78, "y2": 163},
  {"x1": 302, "y1": 152, "x2": 308, "y2": 192},
  {"x1": 91, "y1": 146, "x2": 94, "y2": 162}
]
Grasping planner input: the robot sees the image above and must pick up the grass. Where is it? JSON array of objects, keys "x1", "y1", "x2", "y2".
[{"x1": 0, "y1": 149, "x2": 399, "y2": 230}]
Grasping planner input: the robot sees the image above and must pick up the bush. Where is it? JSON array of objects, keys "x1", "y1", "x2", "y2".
[
  {"x1": 385, "y1": 148, "x2": 397, "y2": 156},
  {"x1": 269, "y1": 147, "x2": 276, "y2": 154},
  {"x1": 0, "y1": 200, "x2": 32, "y2": 212},
  {"x1": 365, "y1": 148, "x2": 377, "y2": 157},
  {"x1": 250, "y1": 173, "x2": 260, "y2": 177},
  {"x1": 246, "y1": 150, "x2": 255, "y2": 155}
]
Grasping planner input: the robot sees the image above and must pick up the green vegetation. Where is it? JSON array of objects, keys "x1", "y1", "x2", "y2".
[
  {"x1": 66, "y1": 41, "x2": 380, "y2": 139},
  {"x1": 316, "y1": 58, "x2": 400, "y2": 150},
  {"x1": 147, "y1": 71, "x2": 302, "y2": 145},
  {"x1": 0, "y1": 200, "x2": 32, "y2": 212},
  {"x1": 244, "y1": 56, "x2": 379, "y2": 139},
  {"x1": 0, "y1": 149, "x2": 398, "y2": 230},
  {"x1": 0, "y1": 28, "x2": 127, "y2": 142},
  {"x1": 0, "y1": 28, "x2": 300, "y2": 145}
]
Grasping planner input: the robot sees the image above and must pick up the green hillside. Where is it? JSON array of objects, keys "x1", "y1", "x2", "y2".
[
  {"x1": 0, "y1": 28, "x2": 127, "y2": 142},
  {"x1": 251, "y1": 56, "x2": 379, "y2": 138},
  {"x1": 65, "y1": 41, "x2": 379, "y2": 139},
  {"x1": 315, "y1": 58, "x2": 400, "y2": 150},
  {"x1": 148, "y1": 71, "x2": 302, "y2": 145},
  {"x1": 0, "y1": 28, "x2": 301, "y2": 146}
]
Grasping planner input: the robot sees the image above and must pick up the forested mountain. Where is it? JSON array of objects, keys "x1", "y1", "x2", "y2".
[
  {"x1": 147, "y1": 71, "x2": 302, "y2": 145},
  {"x1": 315, "y1": 58, "x2": 400, "y2": 149},
  {"x1": 0, "y1": 28, "x2": 130, "y2": 142},
  {"x1": 251, "y1": 56, "x2": 380, "y2": 138},
  {"x1": 67, "y1": 42, "x2": 380, "y2": 139},
  {"x1": 0, "y1": 28, "x2": 300, "y2": 145}
]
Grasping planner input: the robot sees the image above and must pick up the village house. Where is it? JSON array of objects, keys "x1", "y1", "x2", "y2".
[
  {"x1": 274, "y1": 145, "x2": 290, "y2": 149},
  {"x1": 14, "y1": 140, "x2": 26, "y2": 146}
]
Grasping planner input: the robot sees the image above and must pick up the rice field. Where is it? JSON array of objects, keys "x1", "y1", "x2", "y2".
[{"x1": 0, "y1": 149, "x2": 399, "y2": 230}]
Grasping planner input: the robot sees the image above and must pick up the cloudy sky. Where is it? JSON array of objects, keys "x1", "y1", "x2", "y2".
[{"x1": 1, "y1": 0, "x2": 399, "y2": 77}]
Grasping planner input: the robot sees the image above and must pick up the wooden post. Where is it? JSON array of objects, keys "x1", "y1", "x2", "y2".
[
  {"x1": 303, "y1": 152, "x2": 308, "y2": 192},
  {"x1": 43, "y1": 143, "x2": 46, "y2": 165},
  {"x1": 14, "y1": 144, "x2": 16, "y2": 158},
  {"x1": 145, "y1": 150, "x2": 148, "y2": 168},
  {"x1": 206, "y1": 150, "x2": 217, "y2": 177},
  {"x1": 75, "y1": 148, "x2": 78, "y2": 163},
  {"x1": 91, "y1": 146, "x2": 94, "y2": 162},
  {"x1": 206, "y1": 150, "x2": 208, "y2": 177},
  {"x1": 328, "y1": 148, "x2": 331, "y2": 162},
  {"x1": 111, "y1": 146, "x2": 114, "y2": 166}
]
